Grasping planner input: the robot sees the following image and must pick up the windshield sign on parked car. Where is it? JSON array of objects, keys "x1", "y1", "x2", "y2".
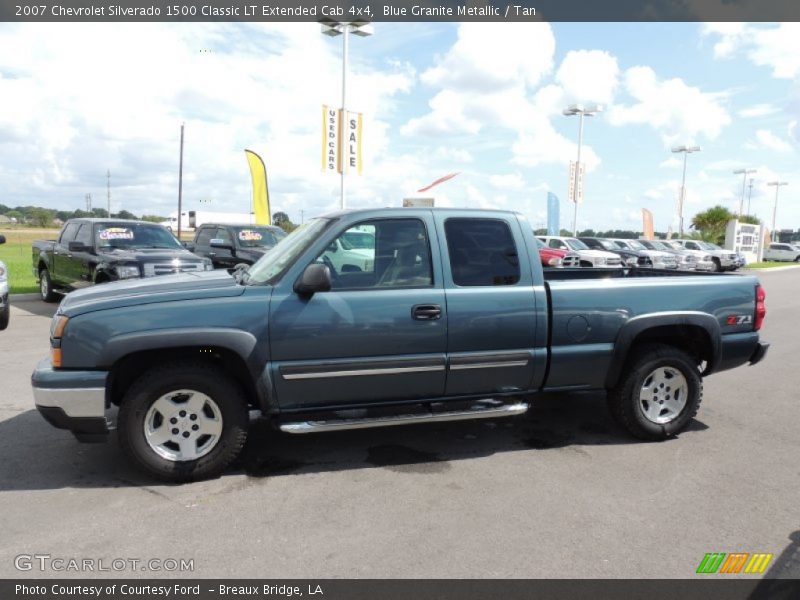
[
  {"x1": 95, "y1": 223, "x2": 183, "y2": 250},
  {"x1": 234, "y1": 227, "x2": 286, "y2": 248}
]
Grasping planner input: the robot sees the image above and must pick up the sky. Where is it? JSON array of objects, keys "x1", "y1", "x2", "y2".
[{"x1": 0, "y1": 21, "x2": 798, "y2": 233}]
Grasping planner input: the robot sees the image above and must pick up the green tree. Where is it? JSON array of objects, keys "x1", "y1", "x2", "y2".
[
  {"x1": 141, "y1": 214, "x2": 167, "y2": 223},
  {"x1": 115, "y1": 210, "x2": 138, "y2": 220},
  {"x1": 29, "y1": 208, "x2": 55, "y2": 227},
  {"x1": 690, "y1": 205, "x2": 734, "y2": 244},
  {"x1": 739, "y1": 214, "x2": 761, "y2": 225}
]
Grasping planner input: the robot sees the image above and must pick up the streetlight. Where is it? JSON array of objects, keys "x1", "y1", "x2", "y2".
[
  {"x1": 766, "y1": 180, "x2": 788, "y2": 235},
  {"x1": 671, "y1": 145, "x2": 701, "y2": 236},
  {"x1": 563, "y1": 103, "x2": 602, "y2": 235},
  {"x1": 733, "y1": 168, "x2": 756, "y2": 216},
  {"x1": 321, "y1": 19, "x2": 373, "y2": 211},
  {"x1": 747, "y1": 177, "x2": 755, "y2": 215}
]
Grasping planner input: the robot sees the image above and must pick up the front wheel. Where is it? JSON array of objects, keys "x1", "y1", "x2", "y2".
[
  {"x1": 0, "y1": 306, "x2": 8, "y2": 330},
  {"x1": 607, "y1": 344, "x2": 703, "y2": 440},
  {"x1": 118, "y1": 362, "x2": 249, "y2": 482},
  {"x1": 711, "y1": 258, "x2": 721, "y2": 272}
]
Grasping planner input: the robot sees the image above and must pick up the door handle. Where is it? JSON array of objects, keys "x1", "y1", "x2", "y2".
[{"x1": 412, "y1": 304, "x2": 441, "y2": 321}]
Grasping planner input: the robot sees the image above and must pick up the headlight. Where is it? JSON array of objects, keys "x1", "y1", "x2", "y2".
[
  {"x1": 548, "y1": 257, "x2": 561, "y2": 266},
  {"x1": 625, "y1": 257, "x2": 638, "y2": 266},
  {"x1": 364, "y1": 259, "x2": 374, "y2": 272},
  {"x1": 116, "y1": 265, "x2": 141, "y2": 279},
  {"x1": 203, "y1": 259, "x2": 214, "y2": 271},
  {"x1": 595, "y1": 257, "x2": 607, "y2": 265},
  {"x1": 702, "y1": 255, "x2": 712, "y2": 262},
  {"x1": 0, "y1": 261, "x2": 6, "y2": 280},
  {"x1": 683, "y1": 255, "x2": 697, "y2": 263}
]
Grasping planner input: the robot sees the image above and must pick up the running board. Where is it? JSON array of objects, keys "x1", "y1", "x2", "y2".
[{"x1": 279, "y1": 402, "x2": 529, "y2": 434}]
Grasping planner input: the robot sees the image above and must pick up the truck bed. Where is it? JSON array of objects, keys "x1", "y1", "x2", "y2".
[{"x1": 543, "y1": 267, "x2": 729, "y2": 280}]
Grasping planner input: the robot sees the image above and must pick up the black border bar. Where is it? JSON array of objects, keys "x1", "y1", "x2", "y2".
[
  {"x1": 4, "y1": 579, "x2": 800, "y2": 600},
  {"x1": 3, "y1": 0, "x2": 800, "y2": 22}
]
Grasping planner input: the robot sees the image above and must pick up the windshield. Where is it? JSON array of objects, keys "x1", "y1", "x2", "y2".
[
  {"x1": 598, "y1": 240, "x2": 617, "y2": 250},
  {"x1": 341, "y1": 231, "x2": 375, "y2": 250},
  {"x1": 699, "y1": 242, "x2": 718, "y2": 251},
  {"x1": 94, "y1": 222, "x2": 182, "y2": 250},
  {"x1": 626, "y1": 240, "x2": 646, "y2": 250},
  {"x1": 233, "y1": 226, "x2": 287, "y2": 248},
  {"x1": 246, "y1": 219, "x2": 332, "y2": 284},
  {"x1": 565, "y1": 238, "x2": 589, "y2": 251}
]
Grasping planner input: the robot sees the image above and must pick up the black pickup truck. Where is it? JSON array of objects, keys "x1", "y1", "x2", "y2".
[
  {"x1": 187, "y1": 223, "x2": 287, "y2": 269},
  {"x1": 32, "y1": 219, "x2": 212, "y2": 301}
]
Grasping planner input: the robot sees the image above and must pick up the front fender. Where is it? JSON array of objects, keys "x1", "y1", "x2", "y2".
[{"x1": 100, "y1": 328, "x2": 258, "y2": 368}]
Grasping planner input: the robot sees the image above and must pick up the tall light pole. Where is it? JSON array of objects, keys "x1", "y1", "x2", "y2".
[
  {"x1": 671, "y1": 145, "x2": 701, "y2": 236},
  {"x1": 733, "y1": 168, "x2": 756, "y2": 216},
  {"x1": 747, "y1": 177, "x2": 755, "y2": 215},
  {"x1": 767, "y1": 180, "x2": 788, "y2": 235},
  {"x1": 321, "y1": 20, "x2": 373, "y2": 210},
  {"x1": 563, "y1": 103, "x2": 602, "y2": 236}
]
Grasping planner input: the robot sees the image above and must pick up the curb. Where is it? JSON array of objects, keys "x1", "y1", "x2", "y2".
[{"x1": 744, "y1": 265, "x2": 800, "y2": 272}]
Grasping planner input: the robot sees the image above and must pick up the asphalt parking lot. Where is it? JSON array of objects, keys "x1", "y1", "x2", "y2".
[{"x1": 0, "y1": 269, "x2": 798, "y2": 579}]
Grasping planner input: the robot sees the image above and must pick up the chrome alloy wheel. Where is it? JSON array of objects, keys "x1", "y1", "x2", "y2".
[
  {"x1": 40, "y1": 275, "x2": 49, "y2": 299},
  {"x1": 638, "y1": 367, "x2": 688, "y2": 424},
  {"x1": 143, "y1": 390, "x2": 223, "y2": 461}
]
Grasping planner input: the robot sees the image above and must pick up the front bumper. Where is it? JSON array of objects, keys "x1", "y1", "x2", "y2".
[{"x1": 31, "y1": 358, "x2": 111, "y2": 442}]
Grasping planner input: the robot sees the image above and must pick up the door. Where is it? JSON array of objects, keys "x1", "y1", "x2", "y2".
[
  {"x1": 269, "y1": 216, "x2": 447, "y2": 409},
  {"x1": 52, "y1": 222, "x2": 80, "y2": 286},
  {"x1": 211, "y1": 227, "x2": 238, "y2": 268},
  {"x1": 63, "y1": 223, "x2": 96, "y2": 288},
  {"x1": 437, "y1": 215, "x2": 538, "y2": 396}
]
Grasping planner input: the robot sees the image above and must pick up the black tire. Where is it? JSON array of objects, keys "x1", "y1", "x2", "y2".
[
  {"x1": 0, "y1": 306, "x2": 8, "y2": 330},
  {"x1": 711, "y1": 258, "x2": 721, "y2": 272},
  {"x1": 607, "y1": 343, "x2": 703, "y2": 440},
  {"x1": 39, "y1": 268, "x2": 59, "y2": 302},
  {"x1": 118, "y1": 362, "x2": 249, "y2": 482}
]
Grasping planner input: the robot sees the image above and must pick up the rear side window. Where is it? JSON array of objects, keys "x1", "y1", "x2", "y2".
[
  {"x1": 196, "y1": 227, "x2": 215, "y2": 246},
  {"x1": 74, "y1": 224, "x2": 93, "y2": 246},
  {"x1": 445, "y1": 218, "x2": 520, "y2": 286},
  {"x1": 59, "y1": 222, "x2": 80, "y2": 243}
]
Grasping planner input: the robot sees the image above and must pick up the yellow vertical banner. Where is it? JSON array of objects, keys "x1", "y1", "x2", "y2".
[
  {"x1": 244, "y1": 149, "x2": 270, "y2": 225},
  {"x1": 642, "y1": 208, "x2": 654, "y2": 240}
]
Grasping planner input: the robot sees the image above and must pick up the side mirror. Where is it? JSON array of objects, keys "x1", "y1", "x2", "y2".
[
  {"x1": 327, "y1": 242, "x2": 337, "y2": 253},
  {"x1": 68, "y1": 241, "x2": 90, "y2": 252},
  {"x1": 294, "y1": 263, "x2": 332, "y2": 295},
  {"x1": 182, "y1": 241, "x2": 196, "y2": 251},
  {"x1": 210, "y1": 239, "x2": 234, "y2": 250},
  {"x1": 0, "y1": 234, "x2": 5, "y2": 245}
]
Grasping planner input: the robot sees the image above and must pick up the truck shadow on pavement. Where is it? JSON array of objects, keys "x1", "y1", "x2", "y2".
[{"x1": 0, "y1": 391, "x2": 708, "y2": 491}]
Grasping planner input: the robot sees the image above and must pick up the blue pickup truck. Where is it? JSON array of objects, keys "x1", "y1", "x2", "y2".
[{"x1": 31, "y1": 209, "x2": 769, "y2": 482}]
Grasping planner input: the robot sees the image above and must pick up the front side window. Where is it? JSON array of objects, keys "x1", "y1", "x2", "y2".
[
  {"x1": 59, "y1": 222, "x2": 80, "y2": 243},
  {"x1": 315, "y1": 219, "x2": 432, "y2": 290},
  {"x1": 445, "y1": 218, "x2": 520, "y2": 286},
  {"x1": 196, "y1": 227, "x2": 215, "y2": 246}
]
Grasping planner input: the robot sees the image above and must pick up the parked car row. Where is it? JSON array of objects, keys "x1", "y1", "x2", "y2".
[{"x1": 31, "y1": 218, "x2": 288, "y2": 302}]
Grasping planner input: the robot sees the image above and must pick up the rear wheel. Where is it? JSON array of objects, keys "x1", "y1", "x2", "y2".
[
  {"x1": 118, "y1": 362, "x2": 249, "y2": 482},
  {"x1": 608, "y1": 344, "x2": 703, "y2": 440},
  {"x1": 39, "y1": 268, "x2": 59, "y2": 302}
]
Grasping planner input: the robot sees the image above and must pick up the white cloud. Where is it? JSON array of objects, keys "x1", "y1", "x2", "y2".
[
  {"x1": 420, "y1": 23, "x2": 555, "y2": 92},
  {"x1": 737, "y1": 103, "x2": 780, "y2": 118},
  {"x1": 659, "y1": 157, "x2": 682, "y2": 169},
  {"x1": 607, "y1": 66, "x2": 731, "y2": 146},
  {"x1": 703, "y1": 23, "x2": 800, "y2": 79},
  {"x1": 555, "y1": 50, "x2": 619, "y2": 106},
  {"x1": 433, "y1": 146, "x2": 473, "y2": 163},
  {"x1": 752, "y1": 129, "x2": 793, "y2": 152},
  {"x1": 0, "y1": 23, "x2": 416, "y2": 219},
  {"x1": 489, "y1": 173, "x2": 526, "y2": 191}
]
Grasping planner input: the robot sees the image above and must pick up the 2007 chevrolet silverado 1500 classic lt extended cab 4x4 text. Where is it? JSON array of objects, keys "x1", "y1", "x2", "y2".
[{"x1": 31, "y1": 209, "x2": 769, "y2": 482}]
